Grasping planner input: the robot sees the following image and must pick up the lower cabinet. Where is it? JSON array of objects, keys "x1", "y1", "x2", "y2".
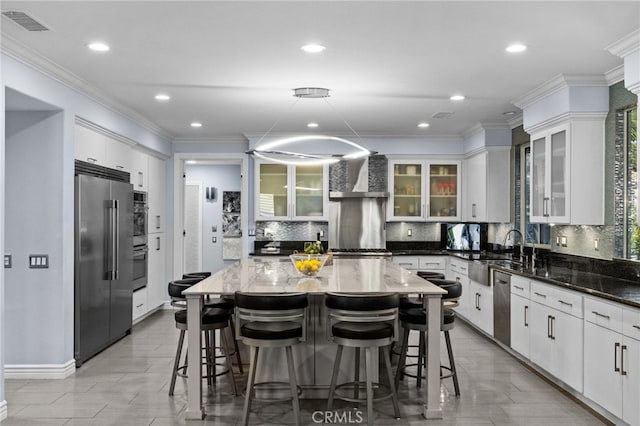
[
  {"x1": 147, "y1": 233, "x2": 166, "y2": 309},
  {"x1": 583, "y1": 297, "x2": 640, "y2": 425},
  {"x1": 132, "y1": 287, "x2": 148, "y2": 321},
  {"x1": 467, "y1": 280, "x2": 493, "y2": 336},
  {"x1": 510, "y1": 292, "x2": 530, "y2": 358}
]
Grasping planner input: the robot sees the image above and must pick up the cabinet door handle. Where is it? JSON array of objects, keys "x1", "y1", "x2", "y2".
[
  {"x1": 87, "y1": 157, "x2": 97, "y2": 164},
  {"x1": 524, "y1": 305, "x2": 528, "y2": 327},
  {"x1": 621, "y1": 345, "x2": 627, "y2": 376},
  {"x1": 156, "y1": 236, "x2": 161, "y2": 251},
  {"x1": 632, "y1": 325, "x2": 640, "y2": 330},
  {"x1": 475, "y1": 293, "x2": 481, "y2": 310},
  {"x1": 513, "y1": 285, "x2": 524, "y2": 291},
  {"x1": 471, "y1": 203, "x2": 477, "y2": 218},
  {"x1": 136, "y1": 303, "x2": 144, "y2": 308},
  {"x1": 116, "y1": 165, "x2": 124, "y2": 170},
  {"x1": 138, "y1": 171, "x2": 143, "y2": 188},
  {"x1": 558, "y1": 300, "x2": 573, "y2": 307},
  {"x1": 156, "y1": 215, "x2": 161, "y2": 229},
  {"x1": 550, "y1": 316, "x2": 555, "y2": 340},
  {"x1": 534, "y1": 292, "x2": 547, "y2": 298},
  {"x1": 592, "y1": 311, "x2": 610, "y2": 319},
  {"x1": 615, "y1": 342, "x2": 620, "y2": 373},
  {"x1": 547, "y1": 315, "x2": 551, "y2": 338}
]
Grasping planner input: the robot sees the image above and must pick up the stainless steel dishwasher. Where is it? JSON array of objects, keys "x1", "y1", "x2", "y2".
[{"x1": 493, "y1": 270, "x2": 511, "y2": 346}]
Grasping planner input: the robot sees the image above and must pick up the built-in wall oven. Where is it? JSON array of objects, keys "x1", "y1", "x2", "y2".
[{"x1": 133, "y1": 191, "x2": 148, "y2": 290}]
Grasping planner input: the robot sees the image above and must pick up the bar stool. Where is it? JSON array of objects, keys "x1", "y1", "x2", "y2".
[
  {"x1": 394, "y1": 279, "x2": 462, "y2": 396},
  {"x1": 325, "y1": 293, "x2": 401, "y2": 426},
  {"x1": 235, "y1": 292, "x2": 308, "y2": 426},
  {"x1": 167, "y1": 279, "x2": 238, "y2": 396},
  {"x1": 182, "y1": 272, "x2": 243, "y2": 373}
]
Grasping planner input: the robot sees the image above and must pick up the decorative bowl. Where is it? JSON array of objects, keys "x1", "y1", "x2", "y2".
[{"x1": 289, "y1": 254, "x2": 328, "y2": 277}]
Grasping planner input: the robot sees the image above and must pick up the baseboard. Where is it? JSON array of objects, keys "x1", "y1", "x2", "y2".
[
  {"x1": 4, "y1": 359, "x2": 76, "y2": 379},
  {"x1": 0, "y1": 400, "x2": 7, "y2": 421}
]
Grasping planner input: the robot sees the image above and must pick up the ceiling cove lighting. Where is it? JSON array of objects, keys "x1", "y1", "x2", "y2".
[
  {"x1": 190, "y1": 122, "x2": 202, "y2": 128},
  {"x1": 154, "y1": 94, "x2": 171, "y2": 101},
  {"x1": 418, "y1": 122, "x2": 430, "y2": 128},
  {"x1": 301, "y1": 44, "x2": 326, "y2": 53},
  {"x1": 88, "y1": 42, "x2": 110, "y2": 52},
  {"x1": 506, "y1": 44, "x2": 527, "y2": 53},
  {"x1": 450, "y1": 95, "x2": 465, "y2": 101},
  {"x1": 246, "y1": 87, "x2": 374, "y2": 165}
]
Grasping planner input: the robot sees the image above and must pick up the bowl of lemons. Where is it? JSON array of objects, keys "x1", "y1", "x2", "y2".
[{"x1": 290, "y1": 254, "x2": 328, "y2": 277}]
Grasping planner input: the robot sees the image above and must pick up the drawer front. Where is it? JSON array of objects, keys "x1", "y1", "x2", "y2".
[
  {"x1": 584, "y1": 297, "x2": 623, "y2": 333},
  {"x1": 392, "y1": 256, "x2": 419, "y2": 270},
  {"x1": 449, "y1": 259, "x2": 469, "y2": 276},
  {"x1": 418, "y1": 256, "x2": 446, "y2": 271},
  {"x1": 510, "y1": 275, "x2": 530, "y2": 297},
  {"x1": 551, "y1": 288, "x2": 583, "y2": 318},
  {"x1": 622, "y1": 307, "x2": 640, "y2": 340},
  {"x1": 530, "y1": 281, "x2": 553, "y2": 307},
  {"x1": 132, "y1": 287, "x2": 148, "y2": 320}
]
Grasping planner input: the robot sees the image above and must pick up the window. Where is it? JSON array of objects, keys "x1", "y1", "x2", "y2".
[{"x1": 518, "y1": 143, "x2": 551, "y2": 246}]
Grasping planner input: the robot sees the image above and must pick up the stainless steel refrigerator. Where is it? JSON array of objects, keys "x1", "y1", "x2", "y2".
[{"x1": 75, "y1": 172, "x2": 133, "y2": 366}]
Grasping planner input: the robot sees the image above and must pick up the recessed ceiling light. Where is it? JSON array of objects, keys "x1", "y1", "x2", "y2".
[
  {"x1": 88, "y1": 42, "x2": 110, "y2": 52},
  {"x1": 190, "y1": 122, "x2": 202, "y2": 128},
  {"x1": 154, "y1": 94, "x2": 171, "y2": 101},
  {"x1": 307, "y1": 122, "x2": 319, "y2": 128},
  {"x1": 502, "y1": 111, "x2": 517, "y2": 116},
  {"x1": 418, "y1": 122, "x2": 430, "y2": 128},
  {"x1": 186, "y1": 160, "x2": 197, "y2": 164},
  {"x1": 506, "y1": 44, "x2": 527, "y2": 53},
  {"x1": 301, "y1": 44, "x2": 326, "y2": 53},
  {"x1": 450, "y1": 95, "x2": 465, "y2": 101}
]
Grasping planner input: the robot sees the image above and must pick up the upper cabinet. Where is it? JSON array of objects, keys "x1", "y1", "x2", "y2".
[
  {"x1": 388, "y1": 159, "x2": 461, "y2": 222},
  {"x1": 75, "y1": 123, "x2": 131, "y2": 172},
  {"x1": 148, "y1": 155, "x2": 166, "y2": 233},
  {"x1": 131, "y1": 149, "x2": 149, "y2": 192},
  {"x1": 462, "y1": 148, "x2": 510, "y2": 223},
  {"x1": 255, "y1": 160, "x2": 328, "y2": 221}
]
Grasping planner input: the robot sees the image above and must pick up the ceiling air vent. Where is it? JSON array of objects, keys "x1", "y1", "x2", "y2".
[
  {"x1": 2, "y1": 11, "x2": 50, "y2": 31},
  {"x1": 432, "y1": 111, "x2": 454, "y2": 119}
]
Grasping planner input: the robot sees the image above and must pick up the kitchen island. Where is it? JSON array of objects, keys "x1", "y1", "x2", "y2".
[{"x1": 182, "y1": 257, "x2": 447, "y2": 421}]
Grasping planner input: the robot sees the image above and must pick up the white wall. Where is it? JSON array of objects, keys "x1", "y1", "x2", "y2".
[
  {"x1": 1, "y1": 52, "x2": 171, "y2": 383},
  {"x1": 0, "y1": 53, "x2": 6, "y2": 421}
]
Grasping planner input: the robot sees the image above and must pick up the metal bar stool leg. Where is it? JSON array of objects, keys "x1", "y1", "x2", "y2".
[
  {"x1": 364, "y1": 347, "x2": 374, "y2": 426},
  {"x1": 286, "y1": 346, "x2": 301, "y2": 426},
  {"x1": 242, "y1": 346, "x2": 259, "y2": 426},
  {"x1": 382, "y1": 346, "x2": 401, "y2": 419},
  {"x1": 327, "y1": 344, "x2": 343, "y2": 411},
  {"x1": 169, "y1": 330, "x2": 185, "y2": 396},
  {"x1": 416, "y1": 332, "x2": 425, "y2": 388},
  {"x1": 354, "y1": 347, "x2": 360, "y2": 401},
  {"x1": 221, "y1": 327, "x2": 238, "y2": 396},
  {"x1": 228, "y1": 315, "x2": 244, "y2": 374},
  {"x1": 394, "y1": 327, "x2": 410, "y2": 390},
  {"x1": 445, "y1": 330, "x2": 460, "y2": 396}
]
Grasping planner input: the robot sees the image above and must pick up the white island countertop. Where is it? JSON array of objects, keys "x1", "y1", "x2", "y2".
[
  {"x1": 182, "y1": 257, "x2": 446, "y2": 421},
  {"x1": 183, "y1": 257, "x2": 448, "y2": 295}
]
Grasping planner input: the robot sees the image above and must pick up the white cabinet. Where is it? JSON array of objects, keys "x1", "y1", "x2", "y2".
[
  {"x1": 147, "y1": 233, "x2": 166, "y2": 310},
  {"x1": 583, "y1": 297, "x2": 640, "y2": 425},
  {"x1": 391, "y1": 255, "x2": 447, "y2": 273},
  {"x1": 148, "y1": 155, "x2": 166, "y2": 234},
  {"x1": 75, "y1": 123, "x2": 131, "y2": 172},
  {"x1": 132, "y1": 287, "x2": 148, "y2": 322},
  {"x1": 529, "y1": 280, "x2": 583, "y2": 392},
  {"x1": 529, "y1": 117, "x2": 605, "y2": 225},
  {"x1": 462, "y1": 149, "x2": 510, "y2": 222},
  {"x1": 468, "y1": 280, "x2": 493, "y2": 335},
  {"x1": 510, "y1": 275, "x2": 531, "y2": 358},
  {"x1": 388, "y1": 159, "x2": 461, "y2": 221},
  {"x1": 131, "y1": 149, "x2": 148, "y2": 191},
  {"x1": 447, "y1": 258, "x2": 471, "y2": 319},
  {"x1": 255, "y1": 161, "x2": 328, "y2": 220}
]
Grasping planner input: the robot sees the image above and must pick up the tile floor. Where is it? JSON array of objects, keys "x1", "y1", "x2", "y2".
[{"x1": 2, "y1": 309, "x2": 605, "y2": 425}]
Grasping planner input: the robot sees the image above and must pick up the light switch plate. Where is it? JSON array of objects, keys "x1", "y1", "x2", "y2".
[
  {"x1": 407, "y1": 229, "x2": 412, "y2": 237},
  {"x1": 4, "y1": 254, "x2": 11, "y2": 268},
  {"x1": 29, "y1": 254, "x2": 49, "y2": 268},
  {"x1": 561, "y1": 236, "x2": 567, "y2": 247}
]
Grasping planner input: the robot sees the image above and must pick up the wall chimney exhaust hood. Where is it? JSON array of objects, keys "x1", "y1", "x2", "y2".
[{"x1": 329, "y1": 157, "x2": 389, "y2": 199}]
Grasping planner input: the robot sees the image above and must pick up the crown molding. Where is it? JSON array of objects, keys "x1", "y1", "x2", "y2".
[
  {"x1": 605, "y1": 65, "x2": 625, "y2": 86},
  {"x1": 1, "y1": 34, "x2": 173, "y2": 141},
  {"x1": 173, "y1": 136, "x2": 249, "y2": 144},
  {"x1": 461, "y1": 121, "x2": 510, "y2": 140},
  {"x1": 512, "y1": 74, "x2": 608, "y2": 109},
  {"x1": 507, "y1": 114, "x2": 523, "y2": 129},
  {"x1": 606, "y1": 28, "x2": 640, "y2": 58},
  {"x1": 524, "y1": 111, "x2": 608, "y2": 134}
]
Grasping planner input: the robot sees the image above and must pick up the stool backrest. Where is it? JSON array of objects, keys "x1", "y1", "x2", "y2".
[
  {"x1": 168, "y1": 278, "x2": 201, "y2": 306},
  {"x1": 182, "y1": 272, "x2": 211, "y2": 281},
  {"x1": 325, "y1": 293, "x2": 399, "y2": 340},
  {"x1": 417, "y1": 271, "x2": 445, "y2": 280},
  {"x1": 235, "y1": 292, "x2": 309, "y2": 341}
]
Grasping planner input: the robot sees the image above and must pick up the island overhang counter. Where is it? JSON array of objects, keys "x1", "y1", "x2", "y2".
[{"x1": 182, "y1": 257, "x2": 447, "y2": 421}]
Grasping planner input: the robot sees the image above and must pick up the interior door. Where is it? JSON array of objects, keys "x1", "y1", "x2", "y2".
[{"x1": 183, "y1": 183, "x2": 202, "y2": 273}]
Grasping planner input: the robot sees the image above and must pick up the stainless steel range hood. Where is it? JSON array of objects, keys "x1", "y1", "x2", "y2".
[{"x1": 328, "y1": 157, "x2": 389, "y2": 250}]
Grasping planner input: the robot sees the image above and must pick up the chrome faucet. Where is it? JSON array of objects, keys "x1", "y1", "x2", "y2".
[{"x1": 504, "y1": 229, "x2": 525, "y2": 264}]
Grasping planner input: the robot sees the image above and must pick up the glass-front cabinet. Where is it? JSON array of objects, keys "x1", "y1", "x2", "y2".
[
  {"x1": 255, "y1": 161, "x2": 328, "y2": 220},
  {"x1": 388, "y1": 159, "x2": 461, "y2": 221},
  {"x1": 530, "y1": 124, "x2": 570, "y2": 224}
]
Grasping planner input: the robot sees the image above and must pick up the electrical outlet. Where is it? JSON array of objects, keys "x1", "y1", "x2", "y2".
[
  {"x1": 594, "y1": 238, "x2": 599, "y2": 251},
  {"x1": 556, "y1": 236, "x2": 560, "y2": 246},
  {"x1": 407, "y1": 229, "x2": 412, "y2": 237},
  {"x1": 248, "y1": 228, "x2": 256, "y2": 236},
  {"x1": 561, "y1": 236, "x2": 567, "y2": 247},
  {"x1": 29, "y1": 254, "x2": 49, "y2": 269},
  {"x1": 319, "y1": 230, "x2": 324, "y2": 238},
  {"x1": 264, "y1": 228, "x2": 272, "y2": 237},
  {"x1": 4, "y1": 254, "x2": 11, "y2": 268}
]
